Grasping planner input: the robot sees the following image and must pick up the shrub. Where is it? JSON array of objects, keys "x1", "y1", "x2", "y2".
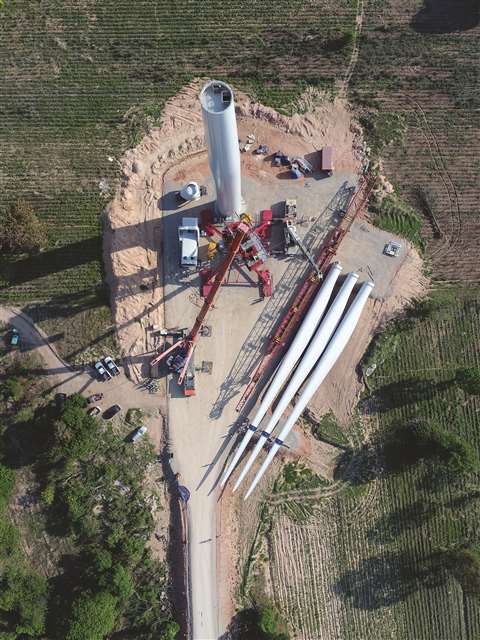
[
  {"x1": 257, "y1": 605, "x2": 289, "y2": 639},
  {"x1": 160, "y1": 621, "x2": 180, "y2": 640},
  {"x1": 383, "y1": 421, "x2": 479, "y2": 475},
  {"x1": 0, "y1": 464, "x2": 15, "y2": 512},
  {"x1": 456, "y1": 367, "x2": 480, "y2": 396},
  {"x1": 66, "y1": 591, "x2": 118, "y2": 640},
  {"x1": 0, "y1": 566, "x2": 48, "y2": 637},
  {"x1": 323, "y1": 30, "x2": 354, "y2": 51},
  {"x1": 1, "y1": 377, "x2": 24, "y2": 402},
  {"x1": 371, "y1": 194, "x2": 423, "y2": 248},
  {"x1": 446, "y1": 548, "x2": 480, "y2": 595},
  {"x1": 0, "y1": 200, "x2": 47, "y2": 253}
]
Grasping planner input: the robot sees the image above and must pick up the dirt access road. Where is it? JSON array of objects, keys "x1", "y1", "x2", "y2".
[{"x1": 0, "y1": 306, "x2": 164, "y2": 444}]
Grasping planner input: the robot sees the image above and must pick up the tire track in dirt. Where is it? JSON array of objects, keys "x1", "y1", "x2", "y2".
[
  {"x1": 404, "y1": 96, "x2": 462, "y2": 261},
  {"x1": 337, "y1": 0, "x2": 365, "y2": 98}
]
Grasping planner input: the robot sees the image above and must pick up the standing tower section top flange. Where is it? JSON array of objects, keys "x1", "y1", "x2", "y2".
[{"x1": 200, "y1": 80, "x2": 243, "y2": 219}]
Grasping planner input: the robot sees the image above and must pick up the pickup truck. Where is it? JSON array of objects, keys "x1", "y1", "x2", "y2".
[{"x1": 178, "y1": 217, "x2": 200, "y2": 268}]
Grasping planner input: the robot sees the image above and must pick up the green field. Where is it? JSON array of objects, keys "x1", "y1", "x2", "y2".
[{"x1": 241, "y1": 293, "x2": 480, "y2": 639}]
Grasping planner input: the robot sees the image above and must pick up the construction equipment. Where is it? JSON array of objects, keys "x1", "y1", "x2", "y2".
[
  {"x1": 200, "y1": 215, "x2": 272, "y2": 298},
  {"x1": 151, "y1": 219, "x2": 250, "y2": 386},
  {"x1": 236, "y1": 174, "x2": 375, "y2": 412},
  {"x1": 254, "y1": 144, "x2": 269, "y2": 155},
  {"x1": 152, "y1": 328, "x2": 196, "y2": 396},
  {"x1": 285, "y1": 199, "x2": 297, "y2": 218},
  {"x1": 283, "y1": 220, "x2": 322, "y2": 279}
]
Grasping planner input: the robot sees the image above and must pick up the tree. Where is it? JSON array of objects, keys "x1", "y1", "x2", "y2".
[
  {"x1": 0, "y1": 566, "x2": 48, "y2": 637},
  {"x1": 110, "y1": 564, "x2": 134, "y2": 600},
  {"x1": 0, "y1": 377, "x2": 24, "y2": 402},
  {"x1": 383, "y1": 420, "x2": 479, "y2": 475},
  {"x1": 447, "y1": 548, "x2": 480, "y2": 595},
  {"x1": 0, "y1": 464, "x2": 15, "y2": 512},
  {"x1": 0, "y1": 200, "x2": 47, "y2": 253},
  {"x1": 66, "y1": 591, "x2": 118, "y2": 640},
  {"x1": 456, "y1": 367, "x2": 480, "y2": 396},
  {"x1": 257, "y1": 605, "x2": 289, "y2": 640},
  {"x1": 160, "y1": 621, "x2": 180, "y2": 640}
]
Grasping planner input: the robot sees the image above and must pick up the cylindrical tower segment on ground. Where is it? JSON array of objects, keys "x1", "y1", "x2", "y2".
[{"x1": 200, "y1": 80, "x2": 242, "y2": 218}]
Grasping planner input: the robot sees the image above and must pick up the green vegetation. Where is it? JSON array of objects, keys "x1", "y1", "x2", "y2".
[
  {"x1": 275, "y1": 461, "x2": 327, "y2": 493},
  {"x1": 307, "y1": 410, "x2": 350, "y2": 448},
  {"x1": 0, "y1": 352, "x2": 177, "y2": 639},
  {"x1": 0, "y1": 402, "x2": 49, "y2": 638},
  {"x1": 257, "y1": 605, "x2": 289, "y2": 639},
  {"x1": 456, "y1": 366, "x2": 480, "y2": 396},
  {"x1": 66, "y1": 591, "x2": 118, "y2": 640},
  {"x1": 382, "y1": 420, "x2": 479, "y2": 476},
  {"x1": 229, "y1": 604, "x2": 289, "y2": 640},
  {"x1": 359, "y1": 111, "x2": 406, "y2": 156},
  {"x1": 446, "y1": 548, "x2": 480, "y2": 596},
  {"x1": 370, "y1": 193, "x2": 424, "y2": 248},
  {"x1": 0, "y1": 200, "x2": 47, "y2": 254},
  {"x1": 126, "y1": 408, "x2": 146, "y2": 426}
]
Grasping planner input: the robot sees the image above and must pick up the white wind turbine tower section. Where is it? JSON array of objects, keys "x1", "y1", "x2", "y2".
[
  {"x1": 244, "y1": 279, "x2": 375, "y2": 500},
  {"x1": 200, "y1": 80, "x2": 242, "y2": 218},
  {"x1": 232, "y1": 271, "x2": 359, "y2": 492},
  {"x1": 220, "y1": 262, "x2": 343, "y2": 488}
]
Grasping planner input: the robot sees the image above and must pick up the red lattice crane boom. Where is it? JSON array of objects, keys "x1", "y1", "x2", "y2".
[{"x1": 150, "y1": 221, "x2": 250, "y2": 384}]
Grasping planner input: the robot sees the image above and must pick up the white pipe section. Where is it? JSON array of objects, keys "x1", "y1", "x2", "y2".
[
  {"x1": 232, "y1": 271, "x2": 359, "y2": 492},
  {"x1": 200, "y1": 80, "x2": 242, "y2": 217},
  {"x1": 220, "y1": 262, "x2": 343, "y2": 487},
  {"x1": 244, "y1": 279, "x2": 374, "y2": 500}
]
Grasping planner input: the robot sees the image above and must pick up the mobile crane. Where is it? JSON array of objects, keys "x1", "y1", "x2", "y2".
[{"x1": 150, "y1": 217, "x2": 251, "y2": 392}]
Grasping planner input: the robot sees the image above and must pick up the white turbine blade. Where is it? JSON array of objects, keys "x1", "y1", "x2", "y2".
[
  {"x1": 233, "y1": 271, "x2": 359, "y2": 491},
  {"x1": 244, "y1": 280, "x2": 374, "y2": 499},
  {"x1": 221, "y1": 262, "x2": 342, "y2": 486},
  {"x1": 244, "y1": 443, "x2": 280, "y2": 500}
]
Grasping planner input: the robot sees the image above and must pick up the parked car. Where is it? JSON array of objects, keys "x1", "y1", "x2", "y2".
[
  {"x1": 383, "y1": 240, "x2": 402, "y2": 257},
  {"x1": 9, "y1": 327, "x2": 20, "y2": 348},
  {"x1": 55, "y1": 393, "x2": 67, "y2": 409},
  {"x1": 131, "y1": 425, "x2": 147, "y2": 443},
  {"x1": 103, "y1": 404, "x2": 121, "y2": 420},
  {"x1": 87, "y1": 406, "x2": 101, "y2": 417},
  {"x1": 103, "y1": 356, "x2": 120, "y2": 376},
  {"x1": 87, "y1": 393, "x2": 103, "y2": 404},
  {"x1": 95, "y1": 361, "x2": 111, "y2": 382}
]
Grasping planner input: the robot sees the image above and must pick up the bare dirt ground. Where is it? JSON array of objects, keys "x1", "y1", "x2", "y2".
[{"x1": 104, "y1": 78, "x2": 364, "y2": 639}]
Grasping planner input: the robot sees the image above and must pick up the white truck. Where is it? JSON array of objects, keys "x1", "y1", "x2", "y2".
[{"x1": 178, "y1": 217, "x2": 200, "y2": 268}]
